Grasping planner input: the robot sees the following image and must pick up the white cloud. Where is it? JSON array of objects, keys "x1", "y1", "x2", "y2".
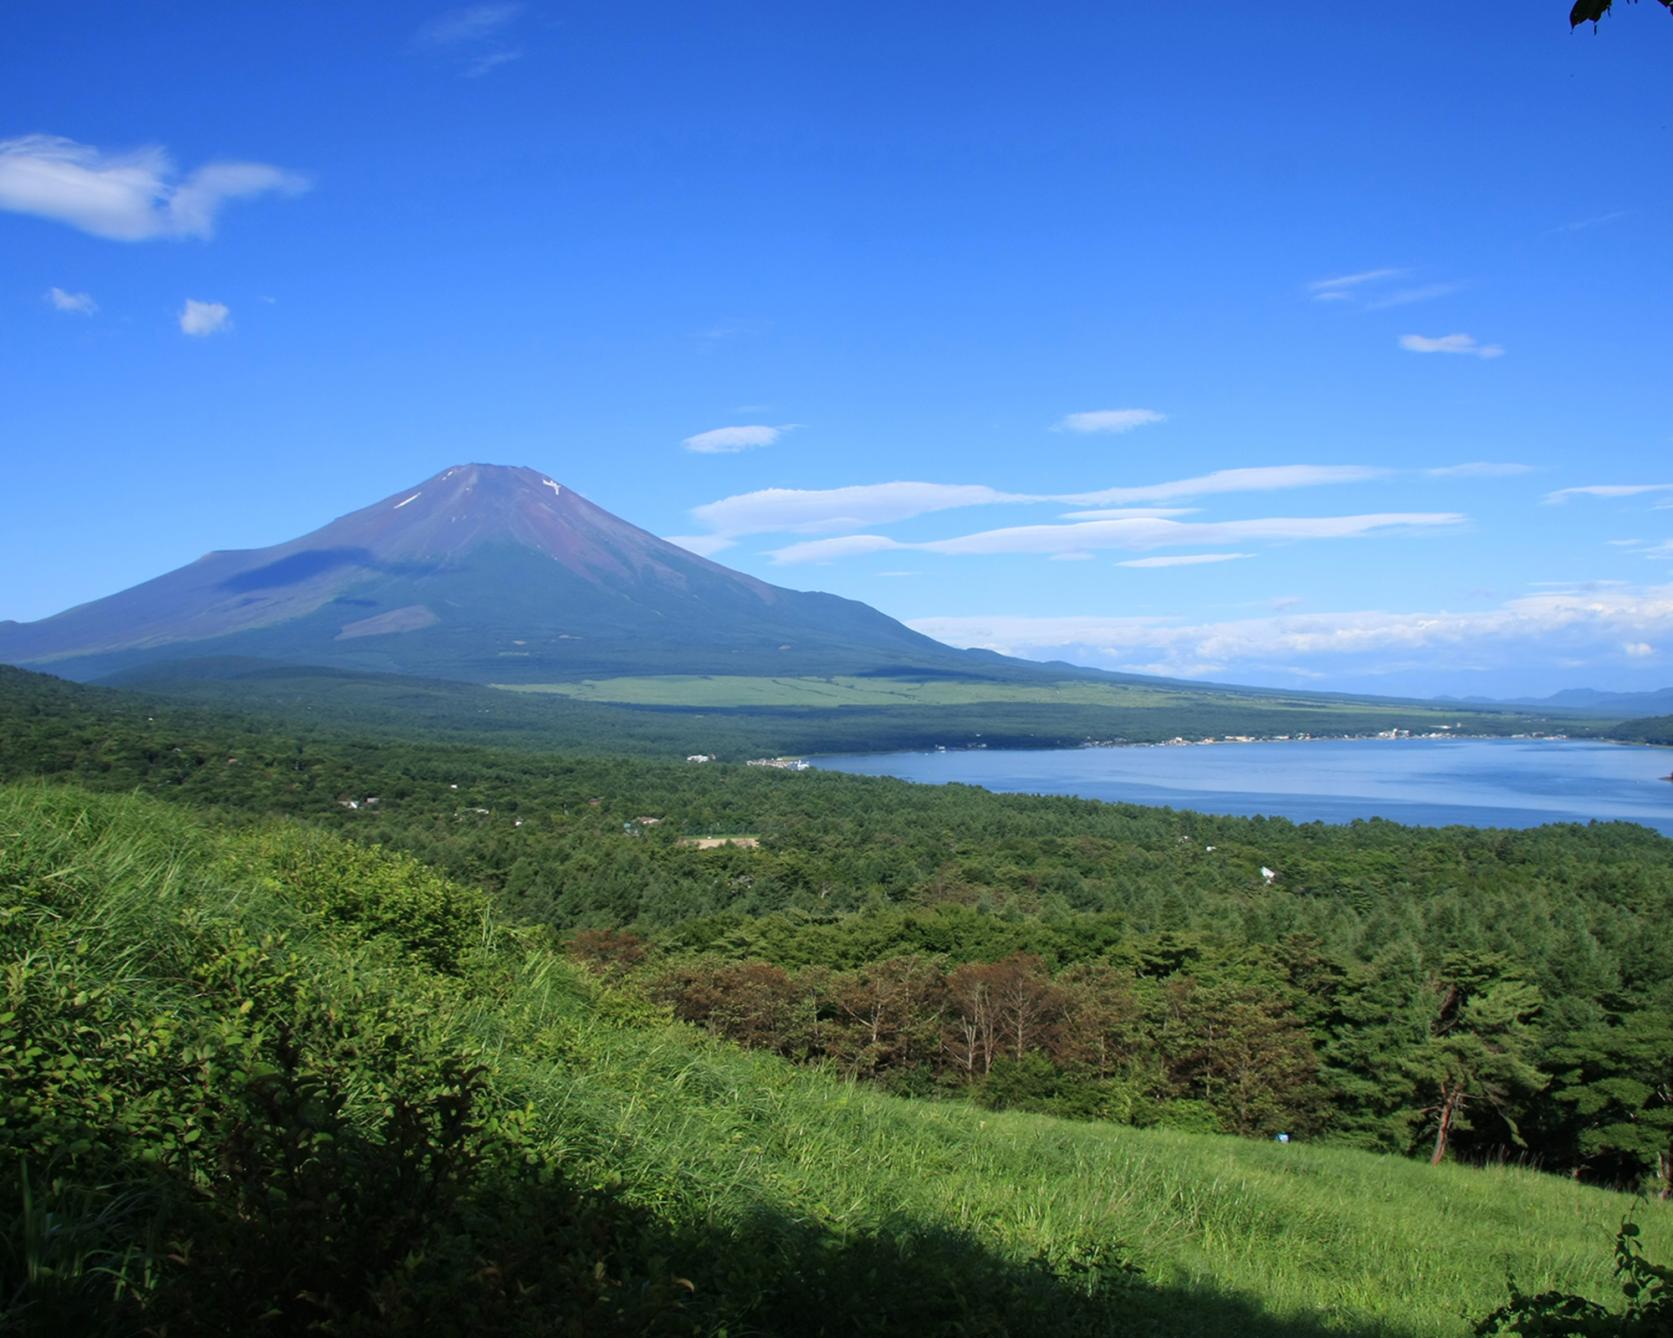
[
  {"x1": 415, "y1": 3, "x2": 522, "y2": 45},
  {"x1": 1063, "y1": 464, "x2": 1388, "y2": 507},
  {"x1": 1308, "y1": 268, "x2": 1405, "y2": 298},
  {"x1": 45, "y1": 286, "x2": 96, "y2": 315},
  {"x1": 1054, "y1": 409, "x2": 1166, "y2": 435},
  {"x1": 693, "y1": 481, "x2": 1023, "y2": 535},
  {"x1": 682, "y1": 424, "x2": 795, "y2": 454},
  {"x1": 919, "y1": 513, "x2": 1461, "y2": 559},
  {"x1": 769, "y1": 534, "x2": 906, "y2": 563},
  {"x1": 663, "y1": 533, "x2": 736, "y2": 558},
  {"x1": 907, "y1": 583, "x2": 1673, "y2": 680},
  {"x1": 1057, "y1": 508, "x2": 1199, "y2": 520},
  {"x1": 1427, "y1": 462, "x2": 1535, "y2": 478},
  {"x1": 769, "y1": 511, "x2": 1462, "y2": 564},
  {"x1": 1545, "y1": 483, "x2": 1673, "y2": 504},
  {"x1": 0, "y1": 135, "x2": 308, "y2": 242},
  {"x1": 1118, "y1": 553, "x2": 1253, "y2": 568},
  {"x1": 688, "y1": 464, "x2": 1391, "y2": 549},
  {"x1": 179, "y1": 299, "x2": 230, "y2": 336},
  {"x1": 1624, "y1": 641, "x2": 1655, "y2": 658},
  {"x1": 1398, "y1": 333, "x2": 1505, "y2": 359}
]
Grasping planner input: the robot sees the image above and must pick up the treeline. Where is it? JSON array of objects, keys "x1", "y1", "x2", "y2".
[
  {"x1": 3, "y1": 665, "x2": 1671, "y2": 1193},
  {"x1": 1611, "y1": 714, "x2": 1673, "y2": 747},
  {"x1": 580, "y1": 927, "x2": 1672, "y2": 1190}
]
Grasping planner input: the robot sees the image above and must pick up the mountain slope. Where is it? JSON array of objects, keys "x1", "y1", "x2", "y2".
[{"x1": 0, "y1": 463, "x2": 1038, "y2": 683}]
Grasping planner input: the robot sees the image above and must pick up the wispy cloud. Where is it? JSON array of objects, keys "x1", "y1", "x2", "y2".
[
  {"x1": 1364, "y1": 282, "x2": 1460, "y2": 310},
  {"x1": 1063, "y1": 464, "x2": 1389, "y2": 508},
  {"x1": 907, "y1": 583, "x2": 1673, "y2": 680},
  {"x1": 1118, "y1": 553, "x2": 1253, "y2": 568},
  {"x1": 1054, "y1": 409, "x2": 1166, "y2": 435},
  {"x1": 692, "y1": 482, "x2": 1026, "y2": 535},
  {"x1": 1399, "y1": 333, "x2": 1504, "y2": 359},
  {"x1": 682, "y1": 423, "x2": 797, "y2": 454},
  {"x1": 919, "y1": 513, "x2": 1460, "y2": 559},
  {"x1": 464, "y1": 49, "x2": 522, "y2": 77},
  {"x1": 769, "y1": 512, "x2": 1462, "y2": 564},
  {"x1": 179, "y1": 299, "x2": 230, "y2": 336},
  {"x1": 1308, "y1": 268, "x2": 1405, "y2": 300},
  {"x1": 689, "y1": 464, "x2": 1392, "y2": 551},
  {"x1": 663, "y1": 533, "x2": 737, "y2": 558},
  {"x1": 1545, "y1": 483, "x2": 1673, "y2": 504},
  {"x1": 1551, "y1": 209, "x2": 1626, "y2": 235},
  {"x1": 0, "y1": 135, "x2": 307, "y2": 242},
  {"x1": 771, "y1": 534, "x2": 909, "y2": 563},
  {"x1": 415, "y1": 3, "x2": 522, "y2": 45},
  {"x1": 697, "y1": 319, "x2": 772, "y2": 344},
  {"x1": 1057, "y1": 507, "x2": 1199, "y2": 521},
  {"x1": 1426, "y1": 462, "x2": 1535, "y2": 479},
  {"x1": 1310, "y1": 267, "x2": 1462, "y2": 312},
  {"x1": 45, "y1": 286, "x2": 96, "y2": 315},
  {"x1": 414, "y1": 3, "x2": 524, "y2": 75}
]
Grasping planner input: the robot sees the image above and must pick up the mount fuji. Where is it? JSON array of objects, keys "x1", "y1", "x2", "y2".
[{"x1": 0, "y1": 463, "x2": 1056, "y2": 685}]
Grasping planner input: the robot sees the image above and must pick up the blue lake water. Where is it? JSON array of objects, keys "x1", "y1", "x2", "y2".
[{"x1": 816, "y1": 738, "x2": 1673, "y2": 836}]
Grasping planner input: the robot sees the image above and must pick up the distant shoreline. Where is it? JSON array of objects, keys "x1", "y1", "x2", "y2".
[{"x1": 811, "y1": 730, "x2": 1673, "y2": 760}]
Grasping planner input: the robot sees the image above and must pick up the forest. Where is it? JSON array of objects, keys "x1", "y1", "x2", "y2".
[{"x1": 3, "y1": 663, "x2": 1670, "y2": 1196}]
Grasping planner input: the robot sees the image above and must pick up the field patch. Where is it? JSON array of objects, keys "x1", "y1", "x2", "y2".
[{"x1": 500, "y1": 674, "x2": 1286, "y2": 711}]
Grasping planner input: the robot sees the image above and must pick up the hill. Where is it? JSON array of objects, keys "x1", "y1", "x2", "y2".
[
  {"x1": 1439, "y1": 686, "x2": 1673, "y2": 717},
  {"x1": 4, "y1": 781, "x2": 1666, "y2": 1335},
  {"x1": 4, "y1": 662, "x2": 1670, "y2": 1195}
]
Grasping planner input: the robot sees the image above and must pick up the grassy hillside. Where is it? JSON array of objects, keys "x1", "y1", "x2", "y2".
[
  {"x1": 6, "y1": 662, "x2": 1672, "y2": 1185},
  {"x1": 3, "y1": 781, "x2": 1666, "y2": 1335}
]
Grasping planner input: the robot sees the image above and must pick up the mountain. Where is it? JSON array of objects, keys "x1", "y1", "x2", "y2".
[
  {"x1": 0, "y1": 463, "x2": 1062, "y2": 685},
  {"x1": 1436, "y1": 686, "x2": 1673, "y2": 716}
]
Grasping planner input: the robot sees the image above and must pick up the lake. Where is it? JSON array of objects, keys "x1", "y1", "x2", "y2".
[{"x1": 815, "y1": 737, "x2": 1673, "y2": 836}]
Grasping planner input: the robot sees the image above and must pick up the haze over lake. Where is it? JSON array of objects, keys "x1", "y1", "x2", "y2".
[{"x1": 817, "y1": 738, "x2": 1673, "y2": 836}]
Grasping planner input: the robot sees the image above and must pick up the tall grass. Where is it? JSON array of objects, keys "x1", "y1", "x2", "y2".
[
  {"x1": 2, "y1": 781, "x2": 1665, "y2": 1335},
  {"x1": 468, "y1": 953, "x2": 1669, "y2": 1335}
]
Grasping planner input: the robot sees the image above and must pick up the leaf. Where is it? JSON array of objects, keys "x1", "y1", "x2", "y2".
[{"x1": 1570, "y1": 0, "x2": 1612, "y2": 26}]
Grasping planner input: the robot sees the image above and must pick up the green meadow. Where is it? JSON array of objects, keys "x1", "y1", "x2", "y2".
[
  {"x1": 500, "y1": 672, "x2": 1470, "y2": 721},
  {"x1": 496, "y1": 672, "x2": 1181, "y2": 708}
]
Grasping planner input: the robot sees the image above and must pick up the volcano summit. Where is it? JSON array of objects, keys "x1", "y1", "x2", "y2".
[{"x1": 0, "y1": 464, "x2": 1028, "y2": 684}]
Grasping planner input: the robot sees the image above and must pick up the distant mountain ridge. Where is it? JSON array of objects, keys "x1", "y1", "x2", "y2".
[
  {"x1": 1435, "y1": 686, "x2": 1673, "y2": 716},
  {"x1": 0, "y1": 463, "x2": 1076, "y2": 685}
]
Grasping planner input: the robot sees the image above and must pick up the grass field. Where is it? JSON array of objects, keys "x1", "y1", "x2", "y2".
[
  {"x1": 501, "y1": 971, "x2": 1671, "y2": 1336},
  {"x1": 7, "y1": 781, "x2": 1666, "y2": 1335},
  {"x1": 497, "y1": 673, "x2": 1473, "y2": 723}
]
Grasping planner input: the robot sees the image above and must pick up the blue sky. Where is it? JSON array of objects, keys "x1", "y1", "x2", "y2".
[{"x1": 2, "y1": 2, "x2": 1669, "y2": 697}]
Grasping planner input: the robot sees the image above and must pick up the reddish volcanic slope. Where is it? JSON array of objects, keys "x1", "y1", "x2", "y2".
[{"x1": 0, "y1": 464, "x2": 1003, "y2": 683}]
